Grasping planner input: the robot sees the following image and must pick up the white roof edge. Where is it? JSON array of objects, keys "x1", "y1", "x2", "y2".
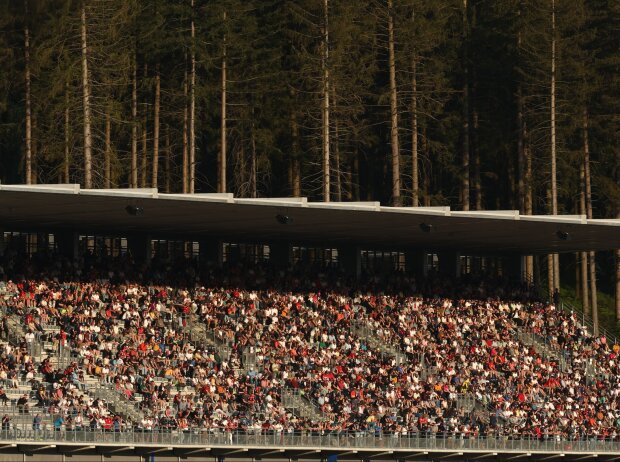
[
  {"x1": 380, "y1": 206, "x2": 450, "y2": 216},
  {"x1": 308, "y1": 201, "x2": 381, "y2": 211},
  {"x1": 588, "y1": 218, "x2": 620, "y2": 226},
  {"x1": 80, "y1": 188, "x2": 158, "y2": 199},
  {"x1": 0, "y1": 183, "x2": 81, "y2": 194},
  {"x1": 92, "y1": 188, "x2": 157, "y2": 193},
  {"x1": 451, "y1": 210, "x2": 520, "y2": 220},
  {"x1": 405, "y1": 206, "x2": 451, "y2": 212},
  {"x1": 523, "y1": 214, "x2": 587, "y2": 224},
  {"x1": 246, "y1": 197, "x2": 308, "y2": 204},
  {"x1": 233, "y1": 198, "x2": 307, "y2": 207},
  {"x1": 460, "y1": 209, "x2": 519, "y2": 215},
  {"x1": 160, "y1": 193, "x2": 234, "y2": 203}
]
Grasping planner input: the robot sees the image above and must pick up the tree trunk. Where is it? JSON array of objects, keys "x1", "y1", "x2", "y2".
[
  {"x1": 182, "y1": 71, "x2": 189, "y2": 194},
  {"x1": 550, "y1": 1, "x2": 557, "y2": 216},
  {"x1": 152, "y1": 70, "x2": 160, "y2": 189},
  {"x1": 219, "y1": 13, "x2": 227, "y2": 194},
  {"x1": 24, "y1": 16, "x2": 32, "y2": 185},
  {"x1": 332, "y1": 85, "x2": 341, "y2": 202},
  {"x1": 189, "y1": 0, "x2": 196, "y2": 193},
  {"x1": 64, "y1": 85, "x2": 70, "y2": 183},
  {"x1": 422, "y1": 126, "x2": 431, "y2": 206},
  {"x1": 472, "y1": 109, "x2": 481, "y2": 210},
  {"x1": 290, "y1": 98, "x2": 301, "y2": 197},
  {"x1": 141, "y1": 65, "x2": 148, "y2": 188},
  {"x1": 583, "y1": 107, "x2": 598, "y2": 334},
  {"x1": 322, "y1": 0, "x2": 330, "y2": 202},
  {"x1": 250, "y1": 123, "x2": 257, "y2": 199},
  {"x1": 549, "y1": 0, "x2": 559, "y2": 291},
  {"x1": 81, "y1": 5, "x2": 93, "y2": 189},
  {"x1": 411, "y1": 55, "x2": 419, "y2": 207},
  {"x1": 524, "y1": 124, "x2": 534, "y2": 280},
  {"x1": 470, "y1": 4, "x2": 481, "y2": 210},
  {"x1": 516, "y1": 3, "x2": 525, "y2": 213},
  {"x1": 237, "y1": 143, "x2": 247, "y2": 197},
  {"x1": 579, "y1": 164, "x2": 590, "y2": 316},
  {"x1": 165, "y1": 125, "x2": 171, "y2": 193},
  {"x1": 352, "y1": 148, "x2": 360, "y2": 201},
  {"x1": 141, "y1": 115, "x2": 147, "y2": 187},
  {"x1": 334, "y1": 125, "x2": 341, "y2": 201},
  {"x1": 131, "y1": 54, "x2": 138, "y2": 188},
  {"x1": 104, "y1": 110, "x2": 111, "y2": 188},
  {"x1": 31, "y1": 116, "x2": 37, "y2": 184},
  {"x1": 388, "y1": 0, "x2": 401, "y2": 206},
  {"x1": 576, "y1": 253, "x2": 581, "y2": 300},
  {"x1": 293, "y1": 158, "x2": 301, "y2": 197},
  {"x1": 589, "y1": 252, "x2": 598, "y2": 335},
  {"x1": 616, "y1": 214, "x2": 620, "y2": 323},
  {"x1": 547, "y1": 253, "x2": 554, "y2": 298},
  {"x1": 461, "y1": 0, "x2": 470, "y2": 211},
  {"x1": 517, "y1": 83, "x2": 525, "y2": 212},
  {"x1": 547, "y1": 187, "x2": 554, "y2": 296}
]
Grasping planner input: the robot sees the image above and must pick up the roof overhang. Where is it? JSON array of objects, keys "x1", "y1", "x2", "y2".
[{"x1": 0, "y1": 184, "x2": 619, "y2": 254}]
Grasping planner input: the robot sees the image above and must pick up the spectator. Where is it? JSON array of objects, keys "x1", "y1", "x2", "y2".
[
  {"x1": 16, "y1": 394, "x2": 29, "y2": 414},
  {"x1": 0, "y1": 387, "x2": 8, "y2": 405},
  {"x1": 32, "y1": 414, "x2": 41, "y2": 431},
  {"x1": 53, "y1": 415, "x2": 64, "y2": 432},
  {"x1": 1, "y1": 414, "x2": 9, "y2": 433}
]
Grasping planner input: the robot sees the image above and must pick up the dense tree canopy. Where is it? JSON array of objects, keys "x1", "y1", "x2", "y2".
[
  {"x1": 0, "y1": 0, "x2": 619, "y2": 315},
  {"x1": 1, "y1": 0, "x2": 617, "y2": 207}
]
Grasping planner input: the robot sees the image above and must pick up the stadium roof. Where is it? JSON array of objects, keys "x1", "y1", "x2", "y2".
[{"x1": 1, "y1": 183, "x2": 619, "y2": 254}]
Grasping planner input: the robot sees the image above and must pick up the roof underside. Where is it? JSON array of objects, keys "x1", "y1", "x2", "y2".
[{"x1": 1, "y1": 184, "x2": 619, "y2": 254}]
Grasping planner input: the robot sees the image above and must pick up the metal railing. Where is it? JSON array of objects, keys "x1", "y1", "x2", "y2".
[
  {"x1": 282, "y1": 388, "x2": 325, "y2": 421},
  {"x1": 0, "y1": 428, "x2": 619, "y2": 454},
  {"x1": 86, "y1": 382, "x2": 144, "y2": 423},
  {"x1": 350, "y1": 318, "x2": 405, "y2": 364},
  {"x1": 560, "y1": 300, "x2": 618, "y2": 346}
]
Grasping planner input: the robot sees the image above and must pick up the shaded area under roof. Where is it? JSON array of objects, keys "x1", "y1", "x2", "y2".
[{"x1": 0, "y1": 184, "x2": 619, "y2": 254}]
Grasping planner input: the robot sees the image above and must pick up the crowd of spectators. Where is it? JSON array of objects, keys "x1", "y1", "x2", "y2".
[{"x1": 0, "y1": 249, "x2": 619, "y2": 441}]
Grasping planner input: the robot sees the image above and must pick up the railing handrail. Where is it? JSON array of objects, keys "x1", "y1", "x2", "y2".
[
  {"x1": 0, "y1": 428, "x2": 620, "y2": 454},
  {"x1": 560, "y1": 300, "x2": 618, "y2": 346}
]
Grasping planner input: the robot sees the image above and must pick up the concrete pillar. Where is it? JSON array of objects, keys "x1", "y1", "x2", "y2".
[
  {"x1": 503, "y1": 253, "x2": 525, "y2": 282},
  {"x1": 199, "y1": 238, "x2": 222, "y2": 267},
  {"x1": 0, "y1": 228, "x2": 5, "y2": 257},
  {"x1": 36, "y1": 232, "x2": 49, "y2": 254},
  {"x1": 128, "y1": 234, "x2": 151, "y2": 264},
  {"x1": 56, "y1": 231, "x2": 79, "y2": 261},
  {"x1": 438, "y1": 251, "x2": 461, "y2": 279},
  {"x1": 405, "y1": 249, "x2": 427, "y2": 279},
  {"x1": 339, "y1": 245, "x2": 361, "y2": 278},
  {"x1": 270, "y1": 241, "x2": 291, "y2": 268}
]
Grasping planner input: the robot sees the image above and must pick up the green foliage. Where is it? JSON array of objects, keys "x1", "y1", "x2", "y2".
[{"x1": 0, "y1": 0, "x2": 616, "y2": 216}]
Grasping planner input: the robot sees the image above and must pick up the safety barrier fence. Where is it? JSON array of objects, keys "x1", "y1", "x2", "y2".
[{"x1": 0, "y1": 428, "x2": 619, "y2": 453}]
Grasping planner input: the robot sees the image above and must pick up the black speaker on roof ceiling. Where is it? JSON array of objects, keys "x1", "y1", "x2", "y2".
[
  {"x1": 125, "y1": 205, "x2": 144, "y2": 216},
  {"x1": 419, "y1": 223, "x2": 433, "y2": 233},
  {"x1": 276, "y1": 214, "x2": 292, "y2": 225}
]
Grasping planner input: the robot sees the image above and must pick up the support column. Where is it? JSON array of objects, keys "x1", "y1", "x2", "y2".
[
  {"x1": 405, "y1": 249, "x2": 427, "y2": 279},
  {"x1": 128, "y1": 234, "x2": 151, "y2": 265},
  {"x1": 270, "y1": 241, "x2": 291, "y2": 268},
  {"x1": 503, "y1": 253, "x2": 524, "y2": 282},
  {"x1": 36, "y1": 232, "x2": 50, "y2": 255},
  {"x1": 0, "y1": 228, "x2": 5, "y2": 257},
  {"x1": 339, "y1": 245, "x2": 361, "y2": 278},
  {"x1": 56, "y1": 231, "x2": 79, "y2": 261},
  {"x1": 199, "y1": 238, "x2": 222, "y2": 267},
  {"x1": 438, "y1": 251, "x2": 461, "y2": 279}
]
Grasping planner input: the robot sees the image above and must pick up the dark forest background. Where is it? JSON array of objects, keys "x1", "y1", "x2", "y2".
[{"x1": 0, "y1": 0, "x2": 619, "y2": 328}]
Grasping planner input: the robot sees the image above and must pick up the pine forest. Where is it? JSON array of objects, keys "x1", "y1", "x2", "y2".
[{"x1": 0, "y1": 0, "x2": 619, "y2": 329}]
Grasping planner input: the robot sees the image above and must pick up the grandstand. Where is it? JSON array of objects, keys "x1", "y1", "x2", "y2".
[{"x1": 1, "y1": 184, "x2": 620, "y2": 462}]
